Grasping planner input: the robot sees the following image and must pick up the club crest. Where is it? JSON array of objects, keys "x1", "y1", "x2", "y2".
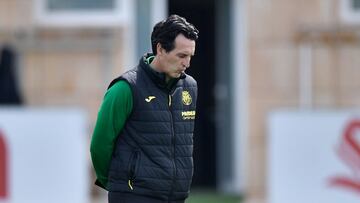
[{"x1": 182, "y1": 91, "x2": 192, "y2": 105}]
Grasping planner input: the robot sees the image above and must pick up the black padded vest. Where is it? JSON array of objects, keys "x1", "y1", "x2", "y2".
[{"x1": 107, "y1": 56, "x2": 197, "y2": 201}]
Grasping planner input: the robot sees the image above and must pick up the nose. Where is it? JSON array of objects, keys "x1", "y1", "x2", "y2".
[{"x1": 182, "y1": 57, "x2": 191, "y2": 68}]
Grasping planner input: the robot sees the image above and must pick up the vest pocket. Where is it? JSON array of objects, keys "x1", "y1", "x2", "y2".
[{"x1": 127, "y1": 150, "x2": 140, "y2": 190}]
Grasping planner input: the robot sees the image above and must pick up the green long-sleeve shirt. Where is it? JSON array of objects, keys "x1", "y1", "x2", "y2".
[{"x1": 90, "y1": 81, "x2": 133, "y2": 189}]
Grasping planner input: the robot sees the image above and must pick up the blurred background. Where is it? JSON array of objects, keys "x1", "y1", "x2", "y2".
[{"x1": 1, "y1": 0, "x2": 360, "y2": 203}]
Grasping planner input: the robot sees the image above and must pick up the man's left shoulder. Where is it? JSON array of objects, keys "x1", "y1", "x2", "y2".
[{"x1": 183, "y1": 74, "x2": 197, "y2": 86}]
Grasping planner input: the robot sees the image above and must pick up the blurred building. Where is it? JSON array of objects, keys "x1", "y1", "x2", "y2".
[
  {"x1": 246, "y1": 0, "x2": 360, "y2": 201},
  {"x1": 1, "y1": 0, "x2": 360, "y2": 202}
]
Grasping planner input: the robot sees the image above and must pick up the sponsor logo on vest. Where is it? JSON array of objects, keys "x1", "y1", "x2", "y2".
[
  {"x1": 181, "y1": 110, "x2": 196, "y2": 120},
  {"x1": 329, "y1": 119, "x2": 360, "y2": 195},
  {"x1": 145, "y1": 96, "x2": 156, "y2": 102},
  {"x1": 0, "y1": 130, "x2": 8, "y2": 199},
  {"x1": 182, "y1": 91, "x2": 192, "y2": 105}
]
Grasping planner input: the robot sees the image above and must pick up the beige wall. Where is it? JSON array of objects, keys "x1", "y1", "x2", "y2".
[
  {"x1": 18, "y1": 30, "x2": 125, "y2": 123},
  {"x1": 0, "y1": 0, "x2": 126, "y2": 125},
  {"x1": 246, "y1": 0, "x2": 360, "y2": 200},
  {"x1": 0, "y1": 2, "x2": 126, "y2": 196},
  {"x1": 0, "y1": 0, "x2": 33, "y2": 31}
]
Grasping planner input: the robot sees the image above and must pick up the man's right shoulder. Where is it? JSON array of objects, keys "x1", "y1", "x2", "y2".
[
  {"x1": 108, "y1": 67, "x2": 138, "y2": 89},
  {"x1": 121, "y1": 68, "x2": 138, "y2": 83}
]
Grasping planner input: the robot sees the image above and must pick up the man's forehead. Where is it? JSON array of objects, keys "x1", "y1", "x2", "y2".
[{"x1": 173, "y1": 40, "x2": 195, "y2": 54}]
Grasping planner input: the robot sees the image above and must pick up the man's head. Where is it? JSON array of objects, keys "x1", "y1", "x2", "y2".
[
  {"x1": 150, "y1": 15, "x2": 199, "y2": 80},
  {"x1": 151, "y1": 15, "x2": 199, "y2": 55}
]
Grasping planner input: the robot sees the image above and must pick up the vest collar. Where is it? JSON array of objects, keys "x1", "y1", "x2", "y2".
[{"x1": 139, "y1": 53, "x2": 186, "y2": 92}]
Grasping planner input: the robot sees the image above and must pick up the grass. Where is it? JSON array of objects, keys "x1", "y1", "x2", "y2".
[{"x1": 186, "y1": 190, "x2": 243, "y2": 203}]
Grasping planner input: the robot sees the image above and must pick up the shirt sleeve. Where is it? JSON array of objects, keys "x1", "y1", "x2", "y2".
[{"x1": 90, "y1": 80, "x2": 133, "y2": 189}]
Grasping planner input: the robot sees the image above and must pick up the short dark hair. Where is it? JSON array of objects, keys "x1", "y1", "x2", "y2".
[{"x1": 151, "y1": 14, "x2": 199, "y2": 55}]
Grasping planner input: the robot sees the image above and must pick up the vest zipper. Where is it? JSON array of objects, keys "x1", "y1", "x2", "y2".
[{"x1": 168, "y1": 94, "x2": 176, "y2": 199}]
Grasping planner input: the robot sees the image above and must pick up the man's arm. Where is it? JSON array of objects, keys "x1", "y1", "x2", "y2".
[{"x1": 90, "y1": 80, "x2": 133, "y2": 189}]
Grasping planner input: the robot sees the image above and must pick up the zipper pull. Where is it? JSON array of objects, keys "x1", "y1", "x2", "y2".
[
  {"x1": 168, "y1": 95, "x2": 172, "y2": 106},
  {"x1": 128, "y1": 179, "x2": 134, "y2": 190}
]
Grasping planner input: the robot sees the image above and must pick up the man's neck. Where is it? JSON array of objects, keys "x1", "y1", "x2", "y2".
[{"x1": 149, "y1": 57, "x2": 171, "y2": 83}]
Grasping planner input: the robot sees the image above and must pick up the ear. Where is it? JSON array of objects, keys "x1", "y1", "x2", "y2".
[{"x1": 156, "y1": 43, "x2": 164, "y2": 55}]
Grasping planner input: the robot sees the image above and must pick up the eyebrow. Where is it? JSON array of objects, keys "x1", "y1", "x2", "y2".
[{"x1": 177, "y1": 52, "x2": 195, "y2": 56}]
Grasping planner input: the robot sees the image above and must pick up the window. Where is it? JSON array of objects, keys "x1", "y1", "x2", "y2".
[
  {"x1": 47, "y1": 0, "x2": 115, "y2": 11},
  {"x1": 34, "y1": 0, "x2": 132, "y2": 27},
  {"x1": 340, "y1": 0, "x2": 360, "y2": 24},
  {"x1": 353, "y1": 0, "x2": 360, "y2": 10}
]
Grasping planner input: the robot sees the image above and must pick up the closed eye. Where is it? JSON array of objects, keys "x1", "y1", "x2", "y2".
[{"x1": 178, "y1": 54, "x2": 188, "y2": 58}]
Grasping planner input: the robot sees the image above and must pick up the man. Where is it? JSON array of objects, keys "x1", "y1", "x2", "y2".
[{"x1": 90, "y1": 14, "x2": 199, "y2": 203}]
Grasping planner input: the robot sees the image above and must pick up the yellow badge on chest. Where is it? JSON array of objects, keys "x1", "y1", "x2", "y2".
[{"x1": 182, "y1": 91, "x2": 192, "y2": 105}]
